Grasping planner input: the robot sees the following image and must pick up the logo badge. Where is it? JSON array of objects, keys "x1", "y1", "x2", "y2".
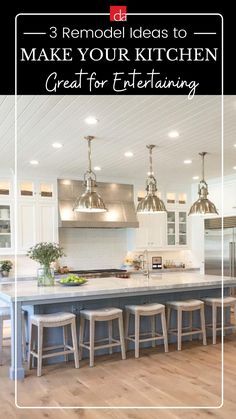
[{"x1": 110, "y1": 6, "x2": 127, "y2": 21}]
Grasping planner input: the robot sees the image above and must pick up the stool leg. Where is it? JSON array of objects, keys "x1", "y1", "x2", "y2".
[
  {"x1": 71, "y1": 318, "x2": 79, "y2": 369},
  {"x1": 32, "y1": 323, "x2": 37, "y2": 368},
  {"x1": 37, "y1": 324, "x2": 43, "y2": 377},
  {"x1": 234, "y1": 303, "x2": 236, "y2": 324},
  {"x1": 134, "y1": 313, "x2": 140, "y2": 358},
  {"x1": 28, "y1": 322, "x2": 33, "y2": 370},
  {"x1": 0, "y1": 318, "x2": 3, "y2": 365},
  {"x1": 167, "y1": 307, "x2": 171, "y2": 330},
  {"x1": 200, "y1": 306, "x2": 207, "y2": 346},
  {"x1": 161, "y1": 311, "x2": 168, "y2": 353},
  {"x1": 177, "y1": 309, "x2": 182, "y2": 351},
  {"x1": 21, "y1": 312, "x2": 27, "y2": 362},
  {"x1": 118, "y1": 314, "x2": 126, "y2": 360},
  {"x1": 78, "y1": 317, "x2": 85, "y2": 361},
  {"x1": 124, "y1": 311, "x2": 130, "y2": 351},
  {"x1": 89, "y1": 319, "x2": 95, "y2": 367},
  {"x1": 212, "y1": 303, "x2": 217, "y2": 345},
  {"x1": 189, "y1": 311, "x2": 193, "y2": 342},
  {"x1": 108, "y1": 320, "x2": 113, "y2": 355},
  {"x1": 223, "y1": 306, "x2": 226, "y2": 337},
  {"x1": 151, "y1": 315, "x2": 156, "y2": 348},
  {"x1": 63, "y1": 325, "x2": 68, "y2": 362}
]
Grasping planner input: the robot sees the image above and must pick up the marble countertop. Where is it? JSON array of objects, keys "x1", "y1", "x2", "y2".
[
  {"x1": 0, "y1": 272, "x2": 235, "y2": 304},
  {"x1": 0, "y1": 267, "x2": 199, "y2": 283},
  {"x1": 131, "y1": 268, "x2": 199, "y2": 274}
]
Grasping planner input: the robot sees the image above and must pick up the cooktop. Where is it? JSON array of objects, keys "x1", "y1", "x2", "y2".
[{"x1": 69, "y1": 269, "x2": 126, "y2": 275}]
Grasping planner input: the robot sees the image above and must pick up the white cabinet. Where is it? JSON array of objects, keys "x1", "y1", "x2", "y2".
[
  {"x1": 0, "y1": 202, "x2": 14, "y2": 254},
  {"x1": 0, "y1": 179, "x2": 14, "y2": 255},
  {"x1": 134, "y1": 190, "x2": 189, "y2": 251},
  {"x1": 135, "y1": 213, "x2": 167, "y2": 250},
  {"x1": 38, "y1": 203, "x2": 57, "y2": 243},
  {"x1": 17, "y1": 179, "x2": 58, "y2": 253},
  {"x1": 167, "y1": 208, "x2": 188, "y2": 247},
  {"x1": 0, "y1": 180, "x2": 12, "y2": 198},
  {"x1": 18, "y1": 202, "x2": 36, "y2": 251},
  {"x1": 0, "y1": 177, "x2": 58, "y2": 254},
  {"x1": 18, "y1": 180, "x2": 55, "y2": 201}
]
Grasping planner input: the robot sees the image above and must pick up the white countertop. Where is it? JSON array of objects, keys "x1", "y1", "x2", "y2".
[{"x1": 0, "y1": 272, "x2": 235, "y2": 304}]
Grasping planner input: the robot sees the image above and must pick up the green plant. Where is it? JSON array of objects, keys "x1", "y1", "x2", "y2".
[
  {"x1": 0, "y1": 260, "x2": 13, "y2": 272},
  {"x1": 27, "y1": 242, "x2": 65, "y2": 267}
]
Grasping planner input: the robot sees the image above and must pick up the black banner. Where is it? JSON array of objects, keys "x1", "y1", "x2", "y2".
[
  {"x1": 16, "y1": 13, "x2": 222, "y2": 97},
  {"x1": 1, "y1": 2, "x2": 235, "y2": 95}
]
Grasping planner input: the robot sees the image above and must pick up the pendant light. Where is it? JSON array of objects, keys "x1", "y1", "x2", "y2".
[
  {"x1": 137, "y1": 145, "x2": 166, "y2": 213},
  {"x1": 73, "y1": 136, "x2": 107, "y2": 213},
  {"x1": 188, "y1": 152, "x2": 218, "y2": 216}
]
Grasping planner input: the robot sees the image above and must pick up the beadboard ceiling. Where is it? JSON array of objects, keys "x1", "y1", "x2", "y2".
[{"x1": 0, "y1": 95, "x2": 235, "y2": 185}]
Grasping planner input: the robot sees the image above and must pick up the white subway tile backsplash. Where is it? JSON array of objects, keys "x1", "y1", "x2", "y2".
[
  {"x1": 59, "y1": 228, "x2": 128, "y2": 270},
  {"x1": 4, "y1": 227, "x2": 199, "y2": 277}
]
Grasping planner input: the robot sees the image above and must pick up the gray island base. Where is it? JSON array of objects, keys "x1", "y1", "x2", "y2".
[{"x1": 0, "y1": 272, "x2": 235, "y2": 380}]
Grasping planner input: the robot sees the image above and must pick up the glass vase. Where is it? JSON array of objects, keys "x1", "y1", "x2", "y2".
[{"x1": 37, "y1": 265, "x2": 55, "y2": 286}]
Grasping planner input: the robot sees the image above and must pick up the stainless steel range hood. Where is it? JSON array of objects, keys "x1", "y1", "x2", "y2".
[{"x1": 58, "y1": 179, "x2": 139, "y2": 228}]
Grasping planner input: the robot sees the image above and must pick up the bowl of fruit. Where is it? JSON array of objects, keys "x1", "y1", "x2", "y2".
[{"x1": 59, "y1": 274, "x2": 87, "y2": 286}]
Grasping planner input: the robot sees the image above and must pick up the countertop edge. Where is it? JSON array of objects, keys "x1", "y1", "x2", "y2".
[{"x1": 0, "y1": 276, "x2": 235, "y2": 303}]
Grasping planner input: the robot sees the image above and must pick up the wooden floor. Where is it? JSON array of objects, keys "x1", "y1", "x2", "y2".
[{"x1": 0, "y1": 334, "x2": 236, "y2": 419}]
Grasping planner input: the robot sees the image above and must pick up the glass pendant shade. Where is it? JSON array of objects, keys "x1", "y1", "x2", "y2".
[
  {"x1": 73, "y1": 136, "x2": 107, "y2": 213},
  {"x1": 137, "y1": 145, "x2": 166, "y2": 214},
  {"x1": 188, "y1": 152, "x2": 218, "y2": 216}
]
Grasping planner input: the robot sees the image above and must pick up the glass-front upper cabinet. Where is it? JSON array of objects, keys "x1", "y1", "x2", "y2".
[
  {"x1": 39, "y1": 182, "x2": 53, "y2": 198},
  {"x1": 167, "y1": 210, "x2": 187, "y2": 247},
  {"x1": 166, "y1": 192, "x2": 187, "y2": 205},
  {"x1": 178, "y1": 211, "x2": 187, "y2": 245},
  {"x1": 0, "y1": 204, "x2": 11, "y2": 249},
  {"x1": 19, "y1": 181, "x2": 34, "y2": 197},
  {"x1": 167, "y1": 211, "x2": 176, "y2": 245},
  {"x1": 178, "y1": 193, "x2": 187, "y2": 205},
  {"x1": 0, "y1": 181, "x2": 11, "y2": 197},
  {"x1": 19, "y1": 181, "x2": 55, "y2": 200}
]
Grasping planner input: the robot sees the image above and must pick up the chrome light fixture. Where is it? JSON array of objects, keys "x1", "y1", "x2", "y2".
[
  {"x1": 137, "y1": 145, "x2": 166, "y2": 214},
  {"x1": 73, "y1": 136, "x2": 107, "y2": 213},
  {"x1": 188, "y1": 152, "x2": 218, "y2": 216}
]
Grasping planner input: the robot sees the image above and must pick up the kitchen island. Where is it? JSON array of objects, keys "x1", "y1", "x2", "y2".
[{"x1": 0, "y1": 272, "x2": 235, "y2": 380}]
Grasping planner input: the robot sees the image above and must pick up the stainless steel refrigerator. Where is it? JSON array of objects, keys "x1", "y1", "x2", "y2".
[{"x1": 205, "y1": 217, "x2": 236, "y2": 277}]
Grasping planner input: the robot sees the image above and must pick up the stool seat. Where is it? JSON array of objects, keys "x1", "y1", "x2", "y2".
[
  {"x1": 79, "y1": 307, "x2": 126, "y2": 367},
  {"x1": 125, "y1": 303, "x2": 168, "y2": 358},
  {"x1": 204, "y1": 296, "x2": 236, "y2": 305},
  {"x1": 29, "y1": 311, "x2": 79, "y2": 376},
  {"x1": 166, "y1": 299, "x2": 206, "y2": 350},
  {"x1": 125, "y1": 303, "x2": 165, "y2": 315},
  {"x1": 203, "y1": 296, "x2": 236, "y2": 344},
  {"x1": 31, "y1": 312, "x2": 75, "y2": 324},
  {"x1": 166, "y1": 299, "x2": 204, "y2": 310},
  {"x1": 81, "y1": 307, "x2": 122, "y2": 320}
]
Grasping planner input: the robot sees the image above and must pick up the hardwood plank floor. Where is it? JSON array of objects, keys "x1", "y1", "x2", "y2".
[{"x1": 0, "y1": 335, "x2": 235, "y2": 418}]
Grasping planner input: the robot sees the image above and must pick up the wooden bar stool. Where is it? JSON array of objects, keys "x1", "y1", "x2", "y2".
[
  {"x1": 166, "y1": 299, "x2": 207, "y2": 351},
  {"x1": 203, "y1": 296, "x2": 236, "y2": 344},
  {"x1": 0, "y1": 304, "x2": 27, "y2": 365},
  {"x1": 28, "y1": 312, "x2": 79, "y2": 376},
  {"x1": 79, "y1": 307, "x2": 126, "y2": 367},
  {"x1": 124, "y1": 303, "x2": 168, "y2": 358}
]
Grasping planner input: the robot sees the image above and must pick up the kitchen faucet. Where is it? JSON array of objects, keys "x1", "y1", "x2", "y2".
[{"x1": 143, "y1": 249, "x2": 150, "y2": 279}]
